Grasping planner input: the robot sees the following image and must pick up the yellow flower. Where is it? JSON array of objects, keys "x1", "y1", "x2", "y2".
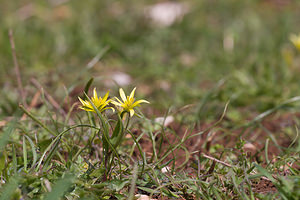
[
  {"x1": 112, "y1": 87, "x2": 149, "y2": 117},
  {"x1": 290, "y1": 33, "x2": 300, "y2": 51},
  {"x1": 78, "y1": 88, "x2": 114, "y2": 113}
]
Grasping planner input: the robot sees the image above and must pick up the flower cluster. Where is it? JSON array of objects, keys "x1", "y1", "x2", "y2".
[
  {"x1": 78, "y1": 87, "x2": 149, "y2": 117},
  {"x1": 78, "y1": 88, "x2": 114, "y2": 113}
]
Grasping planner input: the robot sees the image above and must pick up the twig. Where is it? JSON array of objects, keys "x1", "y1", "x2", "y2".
[
  {"x1": 202, "y1": 153, "x2": 232, "y2": 168},
  {"x1": 9, "y1": 29, "x2": 26, "y2": 106}
]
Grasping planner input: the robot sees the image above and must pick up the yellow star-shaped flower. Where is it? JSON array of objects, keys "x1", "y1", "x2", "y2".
[
  {"x1": 290, "y1": 33, "x2": 300, "y2": 51},
  {"x1": 112, "y1": 87, "x2": 149, "y2": 117},
  {"x1": 78, "y1": 88, "x2": 114, "y2": 113}
]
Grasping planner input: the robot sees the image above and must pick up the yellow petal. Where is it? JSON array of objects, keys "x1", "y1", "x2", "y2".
[
  {"x1": 129, "y1": 87, "x2": 136, "y2": 100},
  {"x1": 103, "y1": 107, "x2": 115, "y2": 112},
  {"x1": 111, "y1": 100, "x2": 122, "y2": 107},
  {"x1": 102, "y1": 91, "x2": 110, "y2": 102},
  {"x1": 93, "y1": 88, "x2": 98, "y2": 100},
  {"x1": 129, "y1": 109, "x2": 135, "y2": 117},
  {"x1": 119, "y1": 88, "x2": 127, "y2": 102},
  {"x1": 132, "y1": 99, "x2": 150, "y2": 107},
  {"x1": 78, "y1": 96, "x2": 86, "y2": 105},
  {"x1": 78, "y1": 97, "x2": 90, "y2": 108},
  {"x1": 115, "y1": 97, "x2": 122, "y2": 104},
  {"x1": 78, "y1": 106, "x2": 86, "y2": 110},
  {"x1": 79, "y1": 106, "x2": 94, "y2": 112},
  {"x1": 110, "y1": 107, "x2": 115, "y2": 112}
]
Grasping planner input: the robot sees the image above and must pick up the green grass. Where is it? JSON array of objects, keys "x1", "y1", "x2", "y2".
[{"x1": 0, "y1": 0, "x2": 300, "y2": 199}]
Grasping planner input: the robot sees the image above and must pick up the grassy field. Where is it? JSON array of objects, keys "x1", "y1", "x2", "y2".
[{"x1": 0, "y1": 0, "x2": 300, "y2": 199}]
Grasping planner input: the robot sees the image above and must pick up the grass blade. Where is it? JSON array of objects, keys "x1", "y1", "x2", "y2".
[
  {"x1": 22, "y1": 136, "x2": 28, "y2": 172},
  {"x1": 265, "y1": 138, "x2": 270, "y2": 165},
  {"x1": 12, "y1": 144, "x2": 17, "y2": 174},
  {"x1": 43, "y1": 138, "x2": 61, "y2": 170},
  {"x1": 24, "y1": 135, "x2": 37, "y2": 170}
]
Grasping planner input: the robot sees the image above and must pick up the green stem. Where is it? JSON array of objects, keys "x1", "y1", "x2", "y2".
[
  {"x1": 127, "y1": 129, "x2": 146, "y2": 174},
  {"x1": 19, "y1": 104, "x2": 57, "y2": 136}
]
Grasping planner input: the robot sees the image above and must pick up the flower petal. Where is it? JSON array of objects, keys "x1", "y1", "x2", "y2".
[
  {"x1": 129, "y1": 109, "x2": 135, "y2": 117},
  {"x1": 79, "y1": 105, "x2": 94, "y2": 112},
  {"x1": 111, "y1": 100, "x2": 122, "y2": 107},
  {"x1": 129, "y1": 87, "x2": 136, "y2": 99},
  {"x1": 93, "y1": 88, "x2": 98, "y2": 100},
  {"x1": 103, "y1": 107, "x2": 115, "y2": 112},
  {"x1": 119, "y1": 88, "x2": 127, "y2": 102},
  {"x1": 132, "y1": 99, "x2": 150, "y2": 107},
  {"x1": 102, "y1": 91, "x2": 110, "y2": 102},
  {"x1": 114, "y1": 97, "x2": 123, "y2": 105},
  {"x1": 78, "y1": 97, "x2": 91, "y2": 108},
  {"x1": 78, "y1": 97, "x2": 86, "y2": 105}
]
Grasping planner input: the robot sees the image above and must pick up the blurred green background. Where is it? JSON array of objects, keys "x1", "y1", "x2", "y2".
[{"x1": 1, "y1": 0, "x2": 300, "y2": 118}]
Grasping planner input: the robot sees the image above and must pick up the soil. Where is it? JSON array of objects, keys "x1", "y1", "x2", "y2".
[{"x1": 131, "y1": 112, "x2": 299, "y2": 197}]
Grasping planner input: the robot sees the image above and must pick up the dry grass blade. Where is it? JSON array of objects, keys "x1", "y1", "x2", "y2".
[{"x1": 8, "y1": 29, "x2": 26, "y2": 107}]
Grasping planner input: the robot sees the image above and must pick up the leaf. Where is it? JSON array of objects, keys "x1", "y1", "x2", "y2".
[
  {"x1": 24, "y1": 135, "x2": 38, "y2": 170},
  {"x1": 254, "y1": 164, "x2": 276, "y2": 182},
  {"x1": 43, "y1": 138, "x2": 61, "y2": 170},
  {"x1": 89, "y1": 168, "x2": 105, "y2": 178},
  {"x1": 0, "y1": 153, "x2": 6, "y2": 172},
  {"x1": 111, "y1": 115, "x2": 124, "y2": 148},
  {"x1": 0, "y1": 121, "x2": 16, "y2": 150},
  {"x1": 162, "y1": 188, "x2": 179, "y2": 198},
  {"x1": 211, "y1": 186, "x2": 222, "y2": 200},
  {"x1": 83, "y1": 78, "x2": 94, "y2": 100},
  {"x1": 0, "y1": 121, "x2": 16, "y2": 172},
  {"x1": 106, "y1": 179, "x2": 130, "y2": 191},
  {"x1": 44, "y1": 173, "x2": 74, "y2": 200},
  {"x1": 137, "y1": 186, "x2": 159, "y2": 194},
  {"x1": 0, "y1": 176, "x2": 19, "y2": 200}
]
